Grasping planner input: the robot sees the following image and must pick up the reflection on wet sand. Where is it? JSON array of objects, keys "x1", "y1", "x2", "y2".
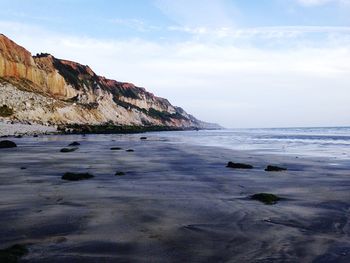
[{"x1": 0, "y1": 134, "x2": 349, "y2": 262}]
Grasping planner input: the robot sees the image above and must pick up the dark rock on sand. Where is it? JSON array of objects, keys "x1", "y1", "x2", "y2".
[
  {"x1": 62, "y1": 172, "x2": 94, "y2": 181},
  {"x1": 115, "y1": 171, "x2": 126, "y2": 176},
  {"x1": 0, "y1": 244, "x2": 28, "y2": 263},
  {"x1": 68, "y1": 141, "x2": 80, "y2": 146},
  {"x1": 60, "y1": 147, "x2": 78, "y2": 153},
  {"x1": 226, "y1": 161, "x2": 253, "y2": 169},
  {"x1": 33, "y1": 134, "x2": 38, "y2": 137},
  {"x1": 110, "y1": 147, "x2": 122, "y2": 150},
  {"x1": 140, "y1": 137, "x2": 147, "y2": 140},
  {"x1": 251, "y1": 193, "x2": 281, "y2": 205},
  {"x1": 265, "y1": 165, "x2": 287, "y2": 172},
  {"x1": 0, "y1": 140, "x2": 17, "y2": 148},
  {"x1": 126, "y1": 149, "x2": 134, "y2": 152}
]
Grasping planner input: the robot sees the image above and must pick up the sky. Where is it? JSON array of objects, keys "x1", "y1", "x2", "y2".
[{"x1": 0, "y1": 0, "x2": 349, "y2": 128}]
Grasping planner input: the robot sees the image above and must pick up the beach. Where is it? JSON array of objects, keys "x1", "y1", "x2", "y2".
[
  {"x1": 0, "y1": 121, "x2": 57, "y2": 137},
  {"x1": 0, "y1": 132, "x2": 349, "y2": 262}
]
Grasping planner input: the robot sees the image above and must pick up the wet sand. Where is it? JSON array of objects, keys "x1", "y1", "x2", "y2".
[{"x1": 0, "y1": 133, "x2": 349, "y2": 262}]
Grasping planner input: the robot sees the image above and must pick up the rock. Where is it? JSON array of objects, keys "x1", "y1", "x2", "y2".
[
  {"x1": 20, "y1": 167, "x2": 26, "y2": 170},
  {"x1": 0, "y1": 105, "x2": 14, "y2": 117},
  {"x1": 33, "y1": 134, "x2": 38, "y2": 137},
  {"x1": 0, "y1": 140, "x2": 17, "y2": 148},
  {"x1": 110, "y1": 147, "x2": 122, "y2": 150},
  {"x1": 0, "y1": 244, "x2": 28, "y2": 263},
  {"x1": 54, "y1": 237, "x2": 67, "y2": 243},
  {"x1": 126, "y1": 149, "x2": 134, "y2": 152},
  {"x1": 265, "y1": 165, "x2": 287, "y2": 172},
  {"x1": 226, "y1": 161, "x2": 253, "y2": 169},
  {"x1": 251, "y1": 193, "x2": 281, "y2": 205},
  {"x1": 140, "y1": 137, "x2": 147, "y2": 140},
  {"x1": 14, "y1": 135, "x2": 22, "y2": 138},
  {"x1": 62, "y1": 172, "x2": 94, "y2": 181},
  {"x1": 68, "y1": 141, "x2": 80, "y2": 146},
  {"x1": 115, "y1": 171, "x2": 125, "y2": 176},
  {"x1": 60, "y1": 147, "x2": 78, "y2": 153}
]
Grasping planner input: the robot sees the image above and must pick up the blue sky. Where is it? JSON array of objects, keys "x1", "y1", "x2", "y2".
[
  {"x1": 1, "y1": 0, "x2": 349, "y2": 39},
  {"x1": 0, "y1": 0, "x2": 350, "y2": 127}
]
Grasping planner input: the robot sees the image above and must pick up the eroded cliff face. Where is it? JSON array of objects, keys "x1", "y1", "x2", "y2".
[
  {"x1": 0, "y1": 36, "x2": 74, "y2": 98},
  {"x1": 0, "y1": 34, "x2": 217, "y2": 129}
]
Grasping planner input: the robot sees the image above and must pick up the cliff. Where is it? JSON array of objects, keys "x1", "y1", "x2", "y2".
[{"x1": 0, "y1": 34, "x2": 219, "y2": 131}]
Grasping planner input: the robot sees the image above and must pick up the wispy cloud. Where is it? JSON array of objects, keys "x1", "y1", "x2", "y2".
[
  {"x1": 296, "y1": 0, "x2": 350, "y2": 6},
  {"x1": 0, "y1": 10, "x2": 61, "y2": 22},
  {"x1": 167, "y1": 25, "x2": 350, "y2": 40},
  {"x1": 109, "y1": 18, "x2": 160, "y2": 32},
  {"x1": 154, "y1": 0, "x2": 236, "y2": 27}
]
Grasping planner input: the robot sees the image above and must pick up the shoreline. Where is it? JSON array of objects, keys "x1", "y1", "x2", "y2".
[
  {"x1": 0, "y1": 120, "x2": 215, "y2": 137},
  {"x1": 58, "y1": 123, "x2": 203, "y2": 134},
  {"x1": 0, "y1": 133, "x2": 349, "y2": 262}
]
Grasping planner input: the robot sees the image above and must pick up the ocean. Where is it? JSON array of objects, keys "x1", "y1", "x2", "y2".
[
  {"x1": 151, "y1": 127, "x2": 350, "y2": 159},
  {"x1": 19, "y1": 126, "x2": 350, "y2": 160}
]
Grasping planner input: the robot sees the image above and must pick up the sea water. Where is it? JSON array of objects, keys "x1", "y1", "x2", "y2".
[{"x1": 151, "y1": 127, "x2": 350, "y2": 159}]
